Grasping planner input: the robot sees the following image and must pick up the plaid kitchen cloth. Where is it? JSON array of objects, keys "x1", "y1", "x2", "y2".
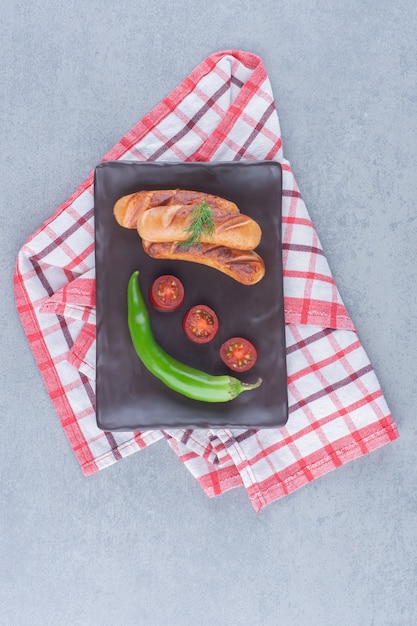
[{"x1": 14, "y1": 50, "x2": 399, "y2": 512}]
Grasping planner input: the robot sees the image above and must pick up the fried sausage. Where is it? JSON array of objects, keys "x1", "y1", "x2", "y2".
[
  {"x1": 114, "y1": 189, "x2": 239, "y2": 229},
  {"x1": 137, "y1": 205, "x2": 262, "y2": 250},
  {"x1": 142, "y1": 240, "x2": 265, "y2": 285}
]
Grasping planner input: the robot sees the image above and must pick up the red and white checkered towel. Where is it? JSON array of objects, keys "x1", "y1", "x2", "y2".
[{"x1": 14, "y1": 50, "x2": 399, "y2": 511}]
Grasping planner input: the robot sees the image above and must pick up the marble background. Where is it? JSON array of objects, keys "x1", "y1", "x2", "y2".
[{"x1": 1, "y1": 1, "x2": 416, "y2": 624}]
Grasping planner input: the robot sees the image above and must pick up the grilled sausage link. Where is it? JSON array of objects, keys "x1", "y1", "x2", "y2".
[
  {"x1": 142, "y1": 240, "x2": 265, "y2": 285},
  {"x1": 114, "y1": 189, "x2": 239, "y2": 229},
  {"x1": 137, "y1": 205, "x2": 261, "y2": 250}
]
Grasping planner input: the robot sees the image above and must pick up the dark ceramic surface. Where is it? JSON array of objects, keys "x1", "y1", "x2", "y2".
[{"x1": 94, "y1": 160, "x2": 288, "y2": 430}]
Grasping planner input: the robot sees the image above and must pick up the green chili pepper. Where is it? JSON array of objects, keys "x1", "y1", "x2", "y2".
[{"x1": 127, "y1": 271, "x2": 262, "y2": 403}]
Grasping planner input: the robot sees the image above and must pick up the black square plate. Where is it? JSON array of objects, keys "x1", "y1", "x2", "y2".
[{"x1": 94, "y1": 160, "x2": 288, "y2": 430}]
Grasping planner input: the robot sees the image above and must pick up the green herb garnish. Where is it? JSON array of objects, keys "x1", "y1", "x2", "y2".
[{"x1": 179, "y1": 199, "x2": 215, "y2": 249}]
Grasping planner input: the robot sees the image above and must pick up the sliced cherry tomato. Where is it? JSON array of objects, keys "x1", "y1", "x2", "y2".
[
  {"x1": 149, "y1": 275, "x2": 184, "y2": 311},
  {"x1": 183, "y1": 305, "x2": 219, "y2": 344},
  {"x1": 220, "y1": 337, "x2": 257, "y2": 372}
]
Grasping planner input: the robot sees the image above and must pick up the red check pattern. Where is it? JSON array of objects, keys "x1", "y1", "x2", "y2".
[{"x1": 14, "y1": 50, "x2": 399, "y2": 511}]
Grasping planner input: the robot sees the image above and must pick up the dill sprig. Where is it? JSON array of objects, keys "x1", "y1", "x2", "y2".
[{"x1": 179, "y1": 199, "x2": 215, "y2": 249}]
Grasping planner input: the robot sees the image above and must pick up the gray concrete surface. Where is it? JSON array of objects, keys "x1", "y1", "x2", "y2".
[{"x1": 1, "y1": 1, "x2": 416, "y2": 625}]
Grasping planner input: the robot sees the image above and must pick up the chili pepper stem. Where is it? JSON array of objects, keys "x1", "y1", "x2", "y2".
[
  {"x1": 241, "y1": 377, "x2": 263, "y2": 390},
  {"x1": 229, "y1": 376, "x2": 262, "y2": 400}
]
